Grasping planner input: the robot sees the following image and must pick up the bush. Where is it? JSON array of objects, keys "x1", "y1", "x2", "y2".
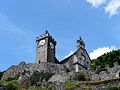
[
  {"x1": 85, "y1": 85, "x2": 92, "y2": 90},
  {"x1": 65, "y1": 81, "x2": 79, "y2": 90},
  {"x1": 106, "y1": 86, "x2": 119, "y2": 90},
  {"x1": 30, "y1": 71, "x2": 40, "y2": 86},
  {"x1": 5, "y1": 75, "x2": 19, "y2": 82},
  {"x1": 5, "y1": 83, "x2": 17, "y2": 90},
  {"x1": 30, "y1": 71, "x2": 54, "y2": 86},
  {"x1": 75, "y1": 72, "x2": 86, "y2": 81}
]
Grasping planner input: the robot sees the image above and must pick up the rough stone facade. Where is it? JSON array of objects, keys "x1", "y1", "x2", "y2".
[
  {"x1": 36, "y1": 31, "x2": 91, "y2": 72},
  {"x1": 60, "y1": 48, "x2": 91, "y2": 72},
  {"x1": 36, "y1": 31, "x2": 58, "y2": 64},
  {"x1": 60, "y1": 36, "x2": 91, "y2": 72}
]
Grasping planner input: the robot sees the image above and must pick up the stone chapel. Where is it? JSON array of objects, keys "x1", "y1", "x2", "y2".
[{"x1": 36, "y1": 31, "x2": 91, "y2": 72}]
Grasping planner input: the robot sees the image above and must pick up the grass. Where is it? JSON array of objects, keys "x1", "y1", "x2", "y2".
[
  {"x1": 0, "y1": 79, "x2": 54, "y2": 90},
  {"x1": 1, "y1": 77, "x2": 120, "y2": 90},
  {"x1": 65, "y1": 78, "x2": 120, "y2": 90},
  {"x1": 65, "y1": 81, "x2": 79, "y2": 90},
  {"x1": 79, "y1": 78, "x2": 120, "y2": 85}
]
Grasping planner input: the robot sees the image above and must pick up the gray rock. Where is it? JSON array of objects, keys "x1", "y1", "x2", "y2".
[
  {"x1": 2, "y1": 62, "x2": 68, "y2": 80},
  {"x1": 17, "y1": 75, "x2": 31, "y2": 89}
]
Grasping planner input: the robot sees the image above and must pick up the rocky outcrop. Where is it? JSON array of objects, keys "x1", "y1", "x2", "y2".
[
  {"x1": 2, "y1": 62, "x2": 69, "y2": 80},
  {"x1": 17, "y1": 74, "x2": 31, "y2": 89},
  {"x1": 91, "y1": 64, "x2": 120, "y2": 81},
  {"x1": 90, "y1": 78, "x2": 120, "y2": 90},
  {"x1": 49, "y1": 72, "x2": 75, "y2": 83}
]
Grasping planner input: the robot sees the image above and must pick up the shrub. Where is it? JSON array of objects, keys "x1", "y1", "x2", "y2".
[
  {"x1": 5, "y1": 74, "x2": 19, "y2": 82},
  {"x1": 85, "y1": 85, "x2": 92, "y2": 90},
  {"x1": 106, "y1": 86, "x2": 118, "y2": 90},
  {"x1": 5, "y1": 83, "x2": 17, "y2": 90},
  {"x1": 75, "y1": 72, "x2": 86, "y2": 81},
  {"x1": 65, "y1": 81, "x2": 79, "y2": 90},
  {"x1": 30, "y1": 71, "x2": 54, "y2": 86},
  {"x1": 30, "y1": 71, "x2": 40, "y2": 86},
  {"x1": 42, "y1": 71, "x2": 54, "y2": 81}
]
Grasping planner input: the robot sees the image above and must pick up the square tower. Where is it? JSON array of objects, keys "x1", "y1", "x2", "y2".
[{"x1": 36, "y1": 31, "x2": 57, "y2": 64}]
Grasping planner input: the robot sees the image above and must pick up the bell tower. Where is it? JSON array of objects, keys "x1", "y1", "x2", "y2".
[
  {"x1": 76, "y1": 36, "x2": 85, "y2": 49},
  {"x1": 36, "y1": 31, "x2": 57, "y2": 64}
]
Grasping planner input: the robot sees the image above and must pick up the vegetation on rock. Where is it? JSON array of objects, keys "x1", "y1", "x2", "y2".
[
  {"x1": 106, "y1": 86, "x2": 120, "y2": 90},
  {"x1": 75, "y1": 71, "x2": 86, "y2": 81},
  {"x1": 65, "y1": 78, "x2": 120, "y2": 90},
  {"x1": 5, "y1": 74, "x2": 19, "y2": 82},
  {"x1": 65, "y1": 81, "x2": 79, "y2": 90},
  {"x1": 30, "y1": 71, "x2": 54, "y2": 86},
  {"x1": 0, "y1": 71, "x2": 54, "y2": 90}
]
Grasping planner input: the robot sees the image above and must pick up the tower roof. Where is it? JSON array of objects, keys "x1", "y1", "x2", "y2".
[
  {"x1": 45, "y1": 30, "x2": 50, "y2": 36},
  {"x1": 36, "y1": 30, "x2": 51, "y2": 40},
  {"x1": 77, "y1": 36, "x2": 84, "y2": 43},
  {"x1": 77, "y1": 36, "x2": 85, "y2": 49},
  {"x1": 36, "y1": 30, "x2": 56, "y2": 45}
]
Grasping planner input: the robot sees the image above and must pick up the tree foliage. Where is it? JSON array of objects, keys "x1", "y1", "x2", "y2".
[{"x1": 91, "y1": 49, "x2": 120, "y2": 70}]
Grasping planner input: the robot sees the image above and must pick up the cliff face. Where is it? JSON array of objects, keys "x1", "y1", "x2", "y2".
[
  {"x1": 2, "y1": 61, "x2": 68, "y2": 80},
  {"x1": 91, "y1": 64, "x2": 120, "y2": 81}
]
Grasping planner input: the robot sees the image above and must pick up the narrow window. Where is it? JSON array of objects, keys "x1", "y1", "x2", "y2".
[
  {"x1": 119, "y1": 72, "x2": 120, "y2": 77},
  {"x1": 39, "y1": 60, "x2": 40, "y2": 64}
]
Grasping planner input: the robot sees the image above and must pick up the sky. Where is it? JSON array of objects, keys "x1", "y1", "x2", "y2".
[{"x1": 0, "y1": 0, "x2": 120, "y2": 71}]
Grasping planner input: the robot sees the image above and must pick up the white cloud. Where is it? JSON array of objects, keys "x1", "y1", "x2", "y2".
[
  {"x1": 86, "y1": 0, "x2": 106, "y2": 8},
  {"x1": 105, "y1": 0, "x2": 120, "y2": 17},
  {"x1": 86, "y1": 0, "x2": 120, "y2": 17},
  {"x1": 89, "y1": 46, "x2": 119, "y2": 59},
  {"x1": 64, "y1": 51, "x2": 74, "y2": 58}
]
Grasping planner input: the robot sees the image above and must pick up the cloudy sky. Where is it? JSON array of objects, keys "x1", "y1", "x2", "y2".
[{"x1": 0, "y1": 0, "x2": 120, "y2": 71}]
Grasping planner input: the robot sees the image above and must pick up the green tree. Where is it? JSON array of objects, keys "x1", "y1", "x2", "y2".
[{"x1": 91, "y1": 49, "x2": 120, "y2": 70}]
